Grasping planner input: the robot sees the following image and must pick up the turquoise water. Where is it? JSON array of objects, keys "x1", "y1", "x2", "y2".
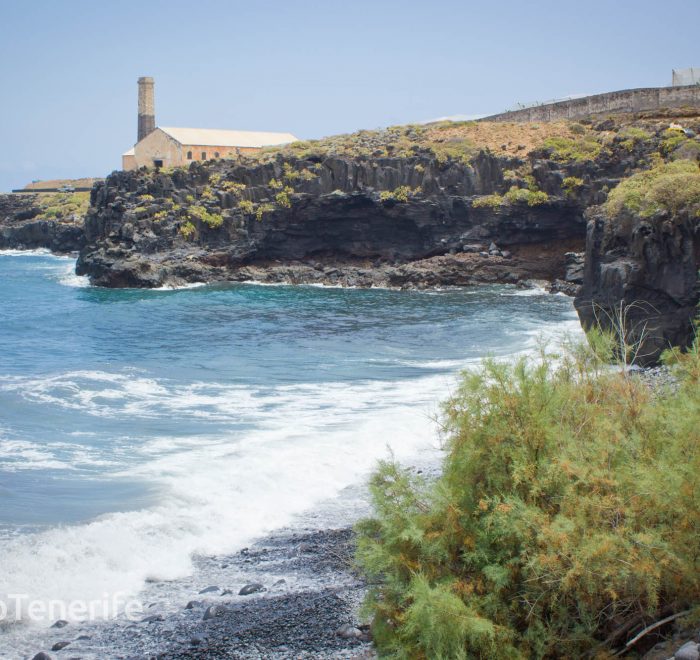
[{"x1": 0, "y1": 249, "x2": 581, "y2": 639}]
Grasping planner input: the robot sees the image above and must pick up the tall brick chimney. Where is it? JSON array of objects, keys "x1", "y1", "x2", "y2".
[{"x1": 137, "y1": 76, "x2": 155, "y2": 142}]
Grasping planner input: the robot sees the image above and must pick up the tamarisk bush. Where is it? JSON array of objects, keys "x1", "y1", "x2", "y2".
[{"x1": 356, "y1": 337, "x2": 700, "y2": 658}]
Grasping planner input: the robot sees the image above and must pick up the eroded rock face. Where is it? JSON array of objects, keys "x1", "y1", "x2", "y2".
[
  {"x1": 0, "y1": 194, "x2": 85, "y2": 253},
  {"x1": 574, "y1": 207, "x2": 700, "y2": 364},
  {"x1": 75, "y1": 155, "x2": 589, "y2": 288}
]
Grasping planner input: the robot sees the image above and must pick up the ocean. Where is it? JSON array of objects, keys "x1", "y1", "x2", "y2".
[{"x1": 0, "y1": 249, "x2": 582, "y2": 657}]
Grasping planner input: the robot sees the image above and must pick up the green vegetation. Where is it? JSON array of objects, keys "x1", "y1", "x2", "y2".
[
  {"x1": 605, "y1": 159, "x2": 700, "y2": 219},
  {"x1": 357, "y1": 337, "x2": 700, "y2": 658},
  {"x1": 543, "y1": 135, "x2": 602, "y2": 162},
  {"x1": 430, "y1": 138, "x2": 477, "y2": 165},
  {"x1": 282, "y1": 162, "x2": 318, "y2": 182},
  {"x1": 268, "y1": 178, "x2": 284, "y2": 190},
  {"x1": 138, "y1": 193, "x2": 155, "y2": 203},
  {"x1": 188, "y1": 205, "x2": 224, "y2": 229},
  {"x1": 238, "y1": 199, "x2": 255, "y2": 215},
  {"x1": 179, "y1": 221, "x2": 196, "y2": 239},
  {"x1": 219, "y1": 181, "x2": 247, "y2": 196},
  {"x1": 35, "y1": 192, "x2": 90, "y2": 221},
  {"x1": 471, "y1": 186, "x2": 549, "y2": 209},
  {"x1": 379, "y1": 186, "x2": 417, "y2": 203},
  {"x1": 618, "y1": 126, "x2": 652, "y2": 152},
  {"x1": 503, "y1": 186, "x2": 549, "y2": 206},
  {"x1": 255, "y1": 202, "x2": 275, "y2": 222},
  {"x1": 562, "y1": 176, "x2": 584, "y2": 197},
  {"x1": 660, "y1": 128, "x2": 689, "y2": 156},
  {"x1": 275, "y1": 186, "x2": 294, "y2": 208},
  {"x1": 200, "y1": 186, "x2": 217, "y2": 202},
  {"x1": 152, "y1": 210, "x2": 167, "y2": 222},
  {"x1": 472, "y1": 193, "x2": 503, "y2": 209}
]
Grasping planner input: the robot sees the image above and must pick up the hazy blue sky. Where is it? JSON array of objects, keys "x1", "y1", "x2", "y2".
[{"x1": 0, "y1": 0, "x2": 698, "y2": 191}]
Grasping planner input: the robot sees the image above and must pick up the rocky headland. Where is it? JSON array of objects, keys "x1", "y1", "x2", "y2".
[
  {"x1": 0, "y1": 192, "x2": 86, "y2": 253},
  {"x1": 2, "y1": 110, "x2": 699, "y2": 361}
]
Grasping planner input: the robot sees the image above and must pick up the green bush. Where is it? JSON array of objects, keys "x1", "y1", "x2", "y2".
[
  {"x1": 472, "y1": 194, "x2": 503, "y2": 209},
  {"x1": 660, "y1": 128, "x2": 688, "y2": 156},
  {"x1": 219, "y1": 181, "x2": 247, "y2": 196},
  {"x1": 188, "y1": 205, "x2": 223, "y2": 228},
  {"x1": 357, "y1": 339, "x2": 700, "y2": 658},
  {"x1": 179, "y1": 221, "x2": 196, "y2": 239},
  {"x1": 562, "y1": 176, "x2": 584, "y2": 197},
  {"x1": 255, "y1": 202, "x2": 275, "y2": 221},
  {"x1": 380, "y1": 186, "x2": 415, "y2": 203},
  {"x1": 238, "y1": 199, "x2": 255, "y2": 215},
  {"x1": 605, "y1": 159, "x2": 700, "y2": 219},
  {"x1": 543, "y1": 135, "x2": 602, "y2": 162},
  {"x1": 504, "y1": 186, "x2": 549, "y2": 206},
  {"x1": 275, "y1": 186, "x2": 294, "y2": 208}
]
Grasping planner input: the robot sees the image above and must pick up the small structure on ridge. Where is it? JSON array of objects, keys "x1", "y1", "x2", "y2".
[{"x1": 122, "y1": 77, "x2": 298, "y2": 171}]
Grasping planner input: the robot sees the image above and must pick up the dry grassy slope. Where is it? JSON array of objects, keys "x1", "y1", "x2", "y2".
[
  {"x1": 253, "y1": 108, "x2": 700, "y2": 164},
  {"x1": 21, "y1": 177, "x2": 102, "y2": 191}
]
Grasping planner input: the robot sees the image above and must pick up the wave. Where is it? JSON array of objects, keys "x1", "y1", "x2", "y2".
[{"x1": 0, "y1": 368, "x2": 450, "y2": 629}]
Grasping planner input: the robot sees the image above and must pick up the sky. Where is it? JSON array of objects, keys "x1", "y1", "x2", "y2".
[{"x1": 0, "y1": 0, "x2": 698, "y2": 192}]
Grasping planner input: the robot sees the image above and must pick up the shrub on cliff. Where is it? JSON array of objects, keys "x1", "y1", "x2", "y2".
[
  {"x1": 605, "y1": 160, "x2": 700, "y2": 220},
  {"x1": 356, "y1": 339, "x2": 700, "y2": 658},
  {"x1": 188, "y1": 205, "x2": 223, "y2": 229},
  {"x1": 543, "y1": 134, "x2": 602, "y2": 162}
]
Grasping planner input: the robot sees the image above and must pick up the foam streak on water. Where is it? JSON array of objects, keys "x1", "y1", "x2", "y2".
[{"x1": 0, "y1": 251, "x2": 583, "y2": 655}]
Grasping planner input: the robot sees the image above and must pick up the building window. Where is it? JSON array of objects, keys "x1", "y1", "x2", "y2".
[
  {"x1": 214, "y1": 152, "x2": 220, "y2": 158},
  {"x1": 187, "y1": 151, "x2": 192, "y2": 160},
  {"x1": 153, "y1": 159, "x2": 164, "y2": 168},
  {"x1": 201, "y1": 151, "x2": 207, "y2": 160}
]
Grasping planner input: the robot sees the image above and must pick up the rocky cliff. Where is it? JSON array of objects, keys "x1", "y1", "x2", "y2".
[
  {"x1": 575, "y1": 180, "x2": 700, "y2": 364},
  {"x1": 4, "y1": 111, "x2": 699, "y2": 363},
  {"x1": 0, "y1": 193, "x2": 85, "y2": 253},
  {"x1": 76, "y1": 150, "x2": 598, "y2": 289}
]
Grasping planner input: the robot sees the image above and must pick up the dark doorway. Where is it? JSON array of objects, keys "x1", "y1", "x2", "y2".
[{"x1": 153, "y1": 159, "x2": 164, "y2": 168}]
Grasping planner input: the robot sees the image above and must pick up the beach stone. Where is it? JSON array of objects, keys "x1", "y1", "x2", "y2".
[
  {"x1": 271, "y1": 579, "x2": 287, "y2": 589},
  {"x1": 203, "y1": 605, "x2": 227, "y2": 620},
  {"x1": 335, "y1": 623, "x2": 362, "y2": 639},
  {"x1": 221, "y1": 589, "x2": 233, "y2": 596},
  {"x1": 51, "y1": 641, "x2": 70, "y2": 651},
  {"x1": 675, "y1": 641, "x2": 700, "y2": 660},
  {"x1": 31, "y1": 654, "x2": 53, "y2": 660},
  {"x1": 50, "y1": 620, "x2": 69, "y2": 628},
  {"x1": 76, "y1": 635, "x2": 91, "y2": 640},
  {"x1": 141, "y1": 614, "x2": 164, "y2": 623},
  {"x1": 185, "y1": 600, "x2": 201, "y2": 610},
  {"x1": 198, "y1": 585, "x2": 220, "y2": 594},
  {"x1": 239, "y1": 583, "x2": 266, "y2": 596},
  {"x1": 190, "y1": 636, "x2": 205, "y2": 646}
]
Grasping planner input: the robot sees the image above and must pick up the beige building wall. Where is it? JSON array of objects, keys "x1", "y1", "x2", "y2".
[
  {"x1": 122, "y1": 153, "x2": 137, "y2": 170},
  {"x1": 123, "y1": 129, "x2": 265, "y2": 170},
  {"x1": 131, "y1": 129, "x2": 184, "y2": 169}
]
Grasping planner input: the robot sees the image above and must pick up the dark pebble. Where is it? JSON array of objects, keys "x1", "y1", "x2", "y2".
[
  {"x1": 239, "y1": 583, "x2": 266, "y2": 596},
  {"x1": 198, "y1": 585, "x2": 220, "y2": 594},
  {"x1": 32, "y1": 654, "x2": 53, "y2": 660},
  {"x1": 203, "y1": 605, "x2": 227, "y2": 621},
  {"x1": 50, "y1": 620, "x2": 69, "y2": 629},
  {"x1": 141, "y1": 614, "x2": 164, "y2": 623},
  {"x1": 51, "y1": 641, "x2": 70, "y2": 652},
  {"x1": 185, "y1": 600, "x2": 201, "y2": 610}
]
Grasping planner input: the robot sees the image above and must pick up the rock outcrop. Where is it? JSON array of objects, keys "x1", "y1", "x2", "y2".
[
  {"x1": 0, "y1": 194, "x2": 85, "y2": 253},
  {"x1": 574, "y1": 206, "x2": 700, "y2": 364},
  {"x1": 75, "y1": 154, "x2": 596, "y2": 289}
]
